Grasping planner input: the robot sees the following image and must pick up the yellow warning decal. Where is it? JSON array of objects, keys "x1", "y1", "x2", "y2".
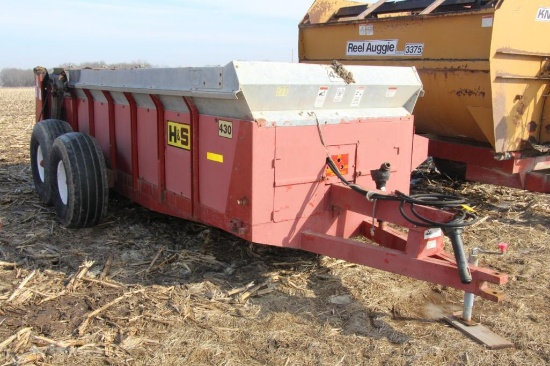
[
  {"x1": 276, "y1": 86, "x2": 289, "y2": 97},
  {"x1": 207, "y1": 152, "x2": 224, "y2": 163},
  {"x1": 167, "y1": 121, "x2": 191, "y2": 150}
]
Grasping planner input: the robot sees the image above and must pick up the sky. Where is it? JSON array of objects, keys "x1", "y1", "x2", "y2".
[{"x1": 0, "y1": 0, "x2": 377, "y2": 70}]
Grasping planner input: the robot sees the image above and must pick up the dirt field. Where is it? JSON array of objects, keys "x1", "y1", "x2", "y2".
[{"x1": 1, "y1": 87, "x2": 549, "y2": 365}]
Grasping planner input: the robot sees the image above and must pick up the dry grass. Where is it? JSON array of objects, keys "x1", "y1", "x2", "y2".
[{"x1": 0, "y1": 87, "x2": 549, "y2": 365}]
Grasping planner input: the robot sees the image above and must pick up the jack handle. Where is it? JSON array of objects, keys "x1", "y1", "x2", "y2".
[{"x1": 443, "y1": 227, "x2": 472, "y2": 284}]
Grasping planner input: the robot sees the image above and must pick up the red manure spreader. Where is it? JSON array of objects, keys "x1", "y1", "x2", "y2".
[{"x1": 32, "y1": 61, "x2": 507, "y2": 321}]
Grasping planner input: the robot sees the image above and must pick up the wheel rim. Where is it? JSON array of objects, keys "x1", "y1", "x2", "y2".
[
  {"x1": 37, "y1": 145, "x2": 45, "y2": 182},
  {"x1": 57, "y1": 160, "x2": 69, "y2": 205}
]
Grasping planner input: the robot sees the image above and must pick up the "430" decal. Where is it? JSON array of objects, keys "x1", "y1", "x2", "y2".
[{"x1": 218, "y1": 120, "x2": 233, "y2": 139}]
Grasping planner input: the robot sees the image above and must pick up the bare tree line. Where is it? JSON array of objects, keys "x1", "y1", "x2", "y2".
[
  {"x1": 0, "y1": 68, "x2": 34, "y2": 87},
  {"x1": 0, "y1": 61, "x2": 152, "y2": 87}
]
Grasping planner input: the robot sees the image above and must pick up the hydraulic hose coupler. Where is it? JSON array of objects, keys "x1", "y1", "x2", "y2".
[{"x1": 372, "y1": 162, "x2": 391, "y2": 191}]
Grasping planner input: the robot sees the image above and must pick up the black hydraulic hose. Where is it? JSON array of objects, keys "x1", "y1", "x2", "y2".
[
  {"x1": 326, "y1": 156, "x2": 477, "y2": 282},
  {"x1": 394, "y1": 191, "x2": 467, "y2": 207},
  {"x1": 326, "y1": 156, "x2": 478, "y2": 228},
  {"x1": 443, "y1": 228, "x2": 472, "y2": 284},
  {"x1": 326, "y1": 157, "x2": 370, "y2": 196}
]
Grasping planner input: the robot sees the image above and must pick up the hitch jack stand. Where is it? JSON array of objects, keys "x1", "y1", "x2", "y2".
[{"x1": 444, "y1": 244, "x2": 513, "y2": 349}]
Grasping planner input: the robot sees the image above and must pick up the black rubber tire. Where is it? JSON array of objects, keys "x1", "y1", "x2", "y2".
[
  {"x1": 50, "y1": 132, "x2": 108, "y2": 228},
  {"x1": 30, "y1": 119, "x2": 73, "y2": 205}
]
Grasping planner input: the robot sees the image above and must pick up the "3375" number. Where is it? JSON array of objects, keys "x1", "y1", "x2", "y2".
[{"x1": 404, "y1": 43, "x2": 424, "y2": 56}]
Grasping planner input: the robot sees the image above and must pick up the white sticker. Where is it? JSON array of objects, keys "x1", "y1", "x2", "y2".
[
  {"x1": 536, "y1": 7, "x2": 550, "y2": 21},
  {"x1": 351, "y1": 87, "x2": 365, "y2": 107},
  {"x1": 386, "y1": 87, "x2": 397, "y2": 98},
  {"x1": 333, "y1": 87, "x2": 346, "y2": 103},
  {"x1": 426, "y1": 240, "x2": 438, "y2": 250},
  {"x1": 346, "y1": 40, "x2": 398, "y2": 56},
  {"x1": 424, "y1": 228, "x2": 442, "y2": 240},
  {"x1": 218, "y1": 120, "x2": 233, "y2": 139},
  {"x1": 315, "y1": 86, "x2": 329, "y2": 108},
  {"x1": 404, "y1": 43, "x2": 424, "y2": 56},
  {"x1": 359, "y1": 24, "x2": 374, "y2": 36},
  {"x1": 482, "y1": 15, "x2": 494, "y2": 27}
]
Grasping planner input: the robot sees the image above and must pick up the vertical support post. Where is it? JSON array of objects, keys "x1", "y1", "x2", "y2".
[
  {"x1": 33, "y1": 67, "x2": 48, "y2": 122},
  {"x1": 102, "y1": 91, "x2": 118, "y2": 173},
  {"x1": 82, "y1": 89, "x2": 95, "y2": 137},
  {"x1": 150, "y1": 95, "x2": 166, "y2": 203},
  {"x1": 183, "y1": 96, "x2": 200, "y2": 220},
  {"x1": 463, "y1": 281, "x2": 476, "y2": 322},
  {"x1": 124, "y1": 92, "x2": 139, "y2": 192}
]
